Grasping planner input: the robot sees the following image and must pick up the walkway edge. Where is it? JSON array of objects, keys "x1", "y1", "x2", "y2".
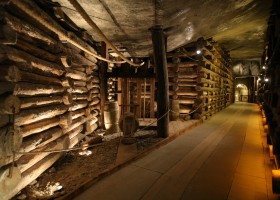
[{"x1": 59, "y1": 119, "x2": 203, "y2": 200}]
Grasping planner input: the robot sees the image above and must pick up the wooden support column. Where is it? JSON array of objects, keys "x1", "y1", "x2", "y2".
[
  {"x1": 117, "y1": 78, "x2": 122, "y2": 116},
  {"x1": 99, "y1": 42, "x2": 108, "y2": 129},
  {"x1": 136, "y1": 78, "x2": 142, "y2": 118},
  {"x1": 151, "y1": 26, "x2": 169, "y2": 138}
]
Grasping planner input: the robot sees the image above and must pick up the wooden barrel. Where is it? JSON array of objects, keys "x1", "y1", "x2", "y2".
[
  {"x1": 170, "y1": 99, "x2": 179, "y2": 121},
  {"x1": 119, "y1": 112, "x2": 139, "y2": 137},
  {"x1": 104, "y1": 101, "x2": 120, "y2": 132}
]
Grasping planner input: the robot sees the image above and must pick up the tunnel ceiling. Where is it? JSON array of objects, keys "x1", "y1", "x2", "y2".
[{"x1": 56, "y1": 0, "x2": 271, "y2": 60}]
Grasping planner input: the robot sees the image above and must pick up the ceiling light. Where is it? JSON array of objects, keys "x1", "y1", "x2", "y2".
[
  {"x1": 265, "y1": 78, "x2": 269, "y2": 82},
  {"x1": 262, "y1": 66, "x2": 266, "y2": 69},
  {"x1": 196, "y1": 50, "x2": 201, "y2": 55}
]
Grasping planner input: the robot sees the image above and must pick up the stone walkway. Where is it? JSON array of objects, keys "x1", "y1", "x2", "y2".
[{"x1": 73, "y1": 103, "x2": 278, "y2": 200}]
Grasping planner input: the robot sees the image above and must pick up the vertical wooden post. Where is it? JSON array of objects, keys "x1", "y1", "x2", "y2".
[
  {"x1": 117, "y1": 78, "x2": 122, "y2": 116},
  {"x1": 137, "y1": 78, "x2": 142, "y2": 118},
  {"x1": 143, "y1": 78, "x2": 146, "y2": 118},
  {"x1": 150, "y1": 78, "x2": 155, "y2": 118},
  {"x1": 99, "y1": 42, "x2": 108, "y2": 129},
  {"x1": 151, "y1": 26, "x2": 169, "y2": 138},
  {"x1": 122, "y1": 78, "x2": 129, "y2": 113}
]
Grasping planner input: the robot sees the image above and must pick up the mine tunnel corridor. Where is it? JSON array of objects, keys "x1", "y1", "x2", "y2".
[
  {"x1": 235, "y1": 84, "x2": 248, "y2": 102},
  {"x1": 74, "y1": 102, "x2": 278, "y2": 200},
  {"x1": 0, "y1": 0, "x2": 279, "y2": 199}
]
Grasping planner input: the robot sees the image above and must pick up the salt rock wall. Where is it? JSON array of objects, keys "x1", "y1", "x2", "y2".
[{"x1": 232, "y1": 61, "x2": 260, "y2": 76}]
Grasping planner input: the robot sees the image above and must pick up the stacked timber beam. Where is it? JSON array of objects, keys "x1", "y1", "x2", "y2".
[
  {"x1": 0, "y1": 1, "x2": 101, "y2": 199},
  {"x1": 167, "y1": 38, "x2": 233, "y2": 120},
  {"x1": 261, "y1": 0, "x2": 280, "y2": 193}
]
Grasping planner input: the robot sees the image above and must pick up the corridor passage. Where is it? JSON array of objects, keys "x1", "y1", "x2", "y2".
[{"x1": 74, "y1": 103, "x2": 277, "y2": 200}]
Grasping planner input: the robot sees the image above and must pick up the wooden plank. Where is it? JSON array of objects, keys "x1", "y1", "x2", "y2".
[
  {"x1": 150, "y1": 78, "x2": 155, "y2": 118},
  {"x1": 0, "y1": 45, "x2": 64, "y2": 77},
  {"x1": 117, "y1": 78, "x2": 122, "y2": 115}
]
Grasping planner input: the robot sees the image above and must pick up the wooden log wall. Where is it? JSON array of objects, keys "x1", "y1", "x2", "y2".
[
  {"x1": 0, "y1": 1, "x2": 101, "y2": 199},
  {"x1": 167, "y1": 38, "x2": 233, "y2": 120}
]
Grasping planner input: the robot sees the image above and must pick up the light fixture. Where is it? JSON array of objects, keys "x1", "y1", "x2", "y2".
[
  {"x1": 265, "y1": 78, "x2": 269, "y2": 82},
  {"x1": 196, "y1": 50, "x2": 201, "y2": 55},
  {"x1": 262, "y1": 66, "x2": 266, "y2": 69},
  {"x1": 269, "y1": 145, "x2": 274, "y2": 160}
]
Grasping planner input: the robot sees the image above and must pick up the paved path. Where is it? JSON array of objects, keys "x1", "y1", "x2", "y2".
[{"x1": 74, "y1": 103, "x2": 278, "y2": 200}]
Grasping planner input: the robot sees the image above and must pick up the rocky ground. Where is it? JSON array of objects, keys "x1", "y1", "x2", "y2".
[{"x1": 14, "y1": 131, "x2": 162, "y2": 200}]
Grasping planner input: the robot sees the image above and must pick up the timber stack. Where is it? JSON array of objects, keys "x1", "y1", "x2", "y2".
[
  {"x1": 260, "y1": 1, "x2": 280, "y2": 193},
  {"x1": 0, "y1": 1, "x2": 101, "y2": 199},
  {"x1": 167, "y1": 38, "x2": 233, "y2": 120}
]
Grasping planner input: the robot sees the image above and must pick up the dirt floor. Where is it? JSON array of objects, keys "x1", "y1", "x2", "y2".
[{"x1": 14, "y1": 131, "x2": 162, "y2": 200}]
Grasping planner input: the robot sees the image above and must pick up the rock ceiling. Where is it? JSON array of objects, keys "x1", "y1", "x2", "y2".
[{"x1": 56, "y1": 0, "x2": 272, "y2": 60}]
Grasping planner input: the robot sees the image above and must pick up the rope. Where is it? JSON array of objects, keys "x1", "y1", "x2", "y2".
[
  {"x1": 137, "y1": 109, "x2": 170, "y2": 132},
  {"x1": 184, "y1": 55, "x2": 200, "y2": 62},
  {"x1": 66, "y1": 0, "x2": 144, "y2": 67},
  {"x1": 170, "y1": 102, "x2": 203, "y2": 116},
  {"x1": 178, "y1": 49, "x2": 200, "y2": 62},
  {"x1": 14, "y1": 139, "x2": 117, "y2": 155},
  {"x1": 135, "y1": 104, "x2": 203, "y2": 150},
  {"x1": 11, "y1": 0, "x2": 125, "y2": 65},
  {"x1": 13, "y1": 105, "x2": 202, "y2": 155}
]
